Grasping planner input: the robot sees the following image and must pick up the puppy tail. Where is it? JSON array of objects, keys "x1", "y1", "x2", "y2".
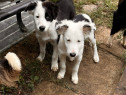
[{"x1": 4, "y1": 52, "x2": 22, "y2": 71}]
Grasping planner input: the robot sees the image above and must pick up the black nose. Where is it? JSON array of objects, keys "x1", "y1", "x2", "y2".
[
  {"x1": 70, "y1": 53, "x2": 76, "y2": 57},
  {"x1": 39, "y1": 26, "x2": 45, "y2": 31}
]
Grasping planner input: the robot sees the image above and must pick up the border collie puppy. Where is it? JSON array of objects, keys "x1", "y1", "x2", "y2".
[
  {"x1": 26, "y1": 0, "x2": 75, "y2": 71},
  {"x1": 0, "y1": 52, "x2": 22, "y2": 87},
  {"x1": 56, "y1": 14, "x2": 99, "y2": 84},
  {"x1": 107, "y1": 0, "x2": 126, "y2": 48}
]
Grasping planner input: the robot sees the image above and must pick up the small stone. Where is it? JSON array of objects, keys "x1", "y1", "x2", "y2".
[{"x1": 83, "y1": 4, "x2": 98, "y2": 13}]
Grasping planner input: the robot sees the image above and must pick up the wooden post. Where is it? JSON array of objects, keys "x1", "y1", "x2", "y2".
[{"x1": 16, "y1": 0, "x2": 28, "y2": 32}]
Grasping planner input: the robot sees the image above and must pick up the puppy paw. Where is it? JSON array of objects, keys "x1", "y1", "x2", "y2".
[
  {"x1": 51, "y1": 63, "x2": 58, "y2": 71},
  {"x1": 37, "y1": 56, "x2": 43, "y2": 62},
  {"x1": 107, "y1": 43, "x2": 112, "y2": 48},
  {"x1": 57, "y1": 73, "x2": 64, "y2": 79},
  {"x1": 72, "y1": 76, "x2": 78, "y2": 84},
  {"x1": 107, "y1": 37, "x2": 113, "y2": 48},
  {"x1": 121, "y1": 40, "x2": 126, "y2": 49},
  {"x1": 93, "y1": 55, "x2": 99, "y2": 63}
]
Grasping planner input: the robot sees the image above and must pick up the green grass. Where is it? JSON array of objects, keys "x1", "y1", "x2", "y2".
[{"x1": 75, "y1": 0, "x2": 118, "y2": 28}]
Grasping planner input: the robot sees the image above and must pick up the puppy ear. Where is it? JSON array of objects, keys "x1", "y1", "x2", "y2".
[
  {"x1": 43, "y1": 2, "x2": 59, "y2": 19},
  {"x1": 25, "y1": 2, "x2": 37, "y2": 11},
  {"x1": 56, "y1": 25, "x2": 68, "y2": 35},
  {"x1": 83, "y1": 25, "x2": 91, "y2": 35},
  {"x1": 40, "y1": 0, "x2": 46, "y2": 1}
]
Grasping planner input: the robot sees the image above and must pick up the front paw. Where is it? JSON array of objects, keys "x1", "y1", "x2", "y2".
[
  {"x1": 37, "y1": 55, "x2": 43, "y2": 62},
  {"x1": 51, "y1": 63, "x2": 58, "y2": 71},
  {"x1": 57, "y1": 72, "x2": 64, "y2": 79},
  {"x1": 107, "y1": 37, "x2": 113, "y2": 48},
  {"x1": 121, "y1": 40, "x2": 126, "y2": 49},
  {"x1": 72, "y1": 75, "x2": 78, "y2": 84},
  {"x1": 93, "y1": 55, "x2": 99, "y2": 63}
]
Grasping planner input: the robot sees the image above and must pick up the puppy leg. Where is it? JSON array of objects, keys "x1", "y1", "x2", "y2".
[
  {"x1": 57, "y1": 54, "x2": 66, "y2": 79},
  {"x1": 107, "y1": 12, "x2": 121, "y2": 47},
  {"x1": 89, "y1": 34, "x2": 99, "y2": 63},
  {"x1": 72, "y1": 55, "x2": 82, "y2": 84},
  {"x1": 107, "y1": 35, "x2": 114, "y2": 47},
  {"x1": 51, "y1": 42, "x2": 59, "y2": 71},
  {"x1": 118, "y1": 0, "x2": 124, "y2": 6},
  {"x1": 36, "y1": 37, "x2": 46, "y2": 62},
  {"x1": 123, "y1": 30, "x2": 126, "y2": 48}
]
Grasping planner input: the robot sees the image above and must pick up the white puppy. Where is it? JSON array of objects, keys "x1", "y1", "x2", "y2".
[{"x1": 56, "y1": 15, "x2": 99, "y2": 84}]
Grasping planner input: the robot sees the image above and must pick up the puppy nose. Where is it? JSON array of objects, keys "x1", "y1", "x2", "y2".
[
  {"x1": 70, "y1": 53, "x2": 76, "y2": 57},
  {"x1": 39, "y1": 26, "x2": 45, "y2": 31}
]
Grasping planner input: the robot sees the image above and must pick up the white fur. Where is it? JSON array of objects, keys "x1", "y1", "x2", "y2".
[
  {"x1": 29, "y1": 1, "x2": 59, "y2": 71},
  {"x1": 5, "y1": 52, "x2": 22, "y2": 71},
  {"x1": 33, "y1": 1, "x2": 51, "y2": 31},
  {"x1": 56, "y1": 17, "x2": 99, "y2": 84}
]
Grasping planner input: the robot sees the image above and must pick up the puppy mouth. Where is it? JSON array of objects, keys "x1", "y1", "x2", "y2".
[
  {"x1": 40, "y1": 30, "x2": 45, "y2": 32},
  {"x1": 67, "y1": 56, "x2": 75, "y2": 62}
]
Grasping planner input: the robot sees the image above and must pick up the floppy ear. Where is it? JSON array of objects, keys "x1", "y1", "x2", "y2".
[
  {"x1": 43, "y1": 2, "x2": 59, "y2": 19},
  {"x1": 40, "y1": 0, "x2": 46, "y2": 1},
  {"x1": 25, "y1": 2, "x2": 37, "y2": 11},
  {"x1": 83, "y1": 25, "x2": 91, "y2": 35},
  {"x1": 56, "y1": 25, "x2": 68, "y2": 35}
]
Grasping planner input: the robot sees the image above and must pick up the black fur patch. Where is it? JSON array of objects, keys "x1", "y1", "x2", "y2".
[
  {"x1": 40, "y1": 0, "x2": 46, "y2": 1},
  {"x1": 56, "y1": 0, "x2": 75, "y2": 21},
  {"x1": 43, "y1": 2, "x2": 59, "y2": 21},
  {"x1": 25, "y1": 2, "x2": 37, "y2": 11},
  {"x1": 110, "y1": 0, "x2": 126, "y2": 35},
  {"x1": 0, "y1": 59, "x2": 12, "y2": 72},
  {"x1": 124, "y1": 30, "x2": 126, "y2": 36},
  {"x1": 74, "y1": 14, "x2": 90, "y2": 22},
  {"x1": 57, "y1": 35, "x2": 61, "y2": 44}
]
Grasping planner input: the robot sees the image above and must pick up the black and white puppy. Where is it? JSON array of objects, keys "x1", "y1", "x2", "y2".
[
  {"x1": 0, "y1": 52, "x2": 22, "y2": 87},
  {"x1": 26, "y1": 0, "x2": 75, "y2": 71},
  {"x1": 107, "y1": 0, "x2": 126, "y2": 48},
  {"x1": 56, "y1": 14, "x2": 99, "y2": 84}
]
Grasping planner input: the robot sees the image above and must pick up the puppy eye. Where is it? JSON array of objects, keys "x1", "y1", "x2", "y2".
[
  {"x1": 78, "y1": 40, "x2": 81, "y2": 42},
  {"x1": 46, "y1": 16, "x2": 49, "y2": 19},
  {"x1": 67, "y1": 39, "x2": 71, "y2": 42},
  {"x1": 36, "y1": 16, "x2": 39, "y2": 18}
]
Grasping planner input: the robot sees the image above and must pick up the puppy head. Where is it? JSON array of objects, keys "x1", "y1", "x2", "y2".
[
  {"x1": 26, "y1": 0, "x2": 58, "y2": 32},
  {"x1": 56, "y1": 20, "x2": 92, "y2": 60}
]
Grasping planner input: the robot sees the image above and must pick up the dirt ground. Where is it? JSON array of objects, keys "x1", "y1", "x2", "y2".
[
  {"x1": 0, "y1": 26, "x2": 125, "y2": 95},
  {"x1": 30, "y1": 27, "x2": 125, "y2": 95}
]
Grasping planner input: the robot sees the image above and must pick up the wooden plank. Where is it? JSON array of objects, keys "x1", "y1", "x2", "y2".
[
  {"x1": 0, "y1": 0, "x2": 35, "y2": 21},
  {"x1": 0, "y1": 21, "x2": 35, "y2": 53},
  {"x1": 0, "y1": 0, "x2": 35, "y2": 53},
  {"x1": 0, "y1": 1, "x2": 11, "y2": 9},
  {"x1": 114, "y1": 67, "x2": 126, "y2": 95},
  {"x1": 0, "y1": 2, "x2": 16, "y2": 9},
  {"x1": 0, "y1": 12, "x2": 30, "y2": 31},
  {"x1": 0, "y1": 15, "x2": 33, "y2": 41}
]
